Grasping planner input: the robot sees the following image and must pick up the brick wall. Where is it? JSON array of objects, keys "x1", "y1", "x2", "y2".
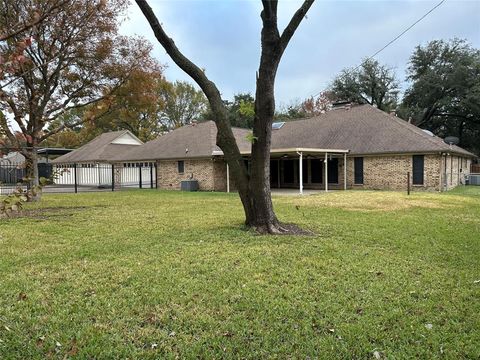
[
  {"x1": 155, "y1": 154, "x2": 471, "y2": 193},
  {"x1": 346, "y1": 154, "x2": 443, "y2": 191},
  {"x1": 157, "y1": 159, "x2": 215, "y2": 191}
]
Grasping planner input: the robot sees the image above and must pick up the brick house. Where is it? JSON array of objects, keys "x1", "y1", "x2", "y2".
[{"x1": 54, "y1": 104, "x2": 476, "y2": 192}]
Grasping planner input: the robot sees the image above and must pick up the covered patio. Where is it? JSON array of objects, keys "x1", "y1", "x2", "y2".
[{"x1": 235, "y1": 147, "x2": 350, "y2": 195}]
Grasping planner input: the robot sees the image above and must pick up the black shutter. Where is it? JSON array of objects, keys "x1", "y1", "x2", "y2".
[
  {"x1": 412, "y1": 155, "x2": 424, "y2": 185},
  {"x1": 354, "y1": 157, "x2": 364, "y2": 184},
  {"x1": 177, "y1": 160, "x2": 184, "y2": 174}
]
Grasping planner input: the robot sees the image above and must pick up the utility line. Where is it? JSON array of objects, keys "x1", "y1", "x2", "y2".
[{"x1": 310, "y1": 0, "x2": 446, "y2": 98}]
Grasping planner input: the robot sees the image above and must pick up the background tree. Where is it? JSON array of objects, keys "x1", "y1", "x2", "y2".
[
  {"x1": 201, "y1": 93, "x2": 256, "y2": 129},
  {"x1": 401, "y1": 39, "x2": 480, "y2": 154},
  {"x1": 0, "y1": 0, "x2": 157, "y2": 189},
  {"x1": 329, "y1": 58, "x2": 399, "y2": 111},
  {"x1": 76, "y1": 63, "x2": 166, "y2": 142},
  {"x1": 0, "y1": 0, "x2": 69, "y2": 78},
  {"x1": 300, "y1": 91, "x2": 333, "y2": 116},
  {"x1": 158, "y1": 80, "x2": 208, "y2": 129},
  {"x1": 136, "y1": 0, "x2": 315, "y2": 234}
]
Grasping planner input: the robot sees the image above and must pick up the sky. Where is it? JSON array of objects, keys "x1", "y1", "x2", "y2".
[{"x1": 121, "y1": 1, "x2": 478, "y2": 107}]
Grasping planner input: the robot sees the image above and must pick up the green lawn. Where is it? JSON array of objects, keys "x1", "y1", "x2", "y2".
[{"x1": 1, "y1": 188, "x2": 479, "y2": 359}]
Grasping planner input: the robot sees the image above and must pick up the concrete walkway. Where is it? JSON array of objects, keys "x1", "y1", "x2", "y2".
[{"x1": 271, "y1": 189, "x2": 329, "y2": 196}]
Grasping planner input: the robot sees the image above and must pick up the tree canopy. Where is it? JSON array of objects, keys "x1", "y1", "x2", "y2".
[
  {"x1": 0, "y1": 0, "x2": 159, "y2": 186},
  {"x1": 401, "y1": 39, "x2": 480, "y2": 154},
  {"x1": 329, "y1": 58, "x2": 399, "y2": 111}
]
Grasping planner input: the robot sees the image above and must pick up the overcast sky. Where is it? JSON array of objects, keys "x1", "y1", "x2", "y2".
[{"x1": 121, "y1": 0, "x2": 480, "y2": 107}]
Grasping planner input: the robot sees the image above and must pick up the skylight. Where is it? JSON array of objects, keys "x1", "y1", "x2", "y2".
[{"x1": 272, "y1": 122, "x2": 285, "y2": 130}]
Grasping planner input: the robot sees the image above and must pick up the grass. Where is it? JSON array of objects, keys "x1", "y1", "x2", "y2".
[{"x1": 0, "y1": 187, "x2": 479, "y2": 359}]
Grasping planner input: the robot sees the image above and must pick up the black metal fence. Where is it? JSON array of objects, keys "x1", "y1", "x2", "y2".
[
  {"x1": 0, "y1": 163, "x2": 157, "y2": 195},
  {"x1": 0, "y1": 163, "x2": 26, "y2": 195}
]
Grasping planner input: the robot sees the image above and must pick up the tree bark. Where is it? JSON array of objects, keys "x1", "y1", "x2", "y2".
[
  {"x1": 22, "y1": 147, "x2": 41, "y2": 201},
  {"x1": 135, "y1": 0, "x2": 314, "y2": 234}
]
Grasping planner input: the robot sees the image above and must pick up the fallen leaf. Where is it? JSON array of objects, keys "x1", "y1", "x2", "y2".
[
  {"x1": 425, "y1": 323, "x2": 433, "y2": 330},
  {"x1": 17, "y1": 292, "x2": 27, "y2": 301},
  {"x1": 168, "y1": 331, "x2": 176, "y2": 337},
  {"x1": 373, "y1": 350, "x2": 382, "y2": 359},
  {"x1": 151, "y1": 343, "x2": 158, "y2": 349},
  {"x1": 67, "y1": 339, "x2": 78, "y2": 356}
]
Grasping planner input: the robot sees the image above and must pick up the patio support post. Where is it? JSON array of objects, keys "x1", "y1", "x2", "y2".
[
  {"x1": 344, "y1": 153, "x2": 347, "y2": 190},
  {"x1": 297, "y1": 151, "x2": 303, "y2": 195},
  {"x1": 226, "y1": 163, "x2": 230, "y2": 193},
  {"x1": 325, "y1": 153, "x2": 328, "y2": 192}
]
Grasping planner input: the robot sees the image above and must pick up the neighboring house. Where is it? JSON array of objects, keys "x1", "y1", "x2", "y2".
[
  {"x1": 0, "y1": 151, "x2": 48, "y2": 165},
  {"x1": 53, "y1": 104, "x2": 476, "y2": 192},
  {"x1": 52, "y1": 130, "x2": 153, "y2": 187}
]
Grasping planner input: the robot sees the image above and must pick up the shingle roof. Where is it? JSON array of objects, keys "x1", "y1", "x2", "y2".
[
  {"x1": 52, "y1": 130, "x2": 142, "y2": 163},
  {"x1": 113, "y1": 121, "x2": 252, "y2": 161},
  {"x1": 269, "y1": 104, "x2": 475, "y2": 157},
  {"x1": 53, "y1": 105, "x2": 475, "y2": 164}
]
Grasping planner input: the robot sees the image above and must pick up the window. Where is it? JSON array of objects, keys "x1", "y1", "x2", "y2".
[
  {"x1": 412, "y1": 155, "x2": 424, "y2": 185},
  {"x1": 354, "y1": 157, "x2": 364, "y2": 184},
  {"x1": 177, "y1": 160, "x2": 185, "y2": 174}
]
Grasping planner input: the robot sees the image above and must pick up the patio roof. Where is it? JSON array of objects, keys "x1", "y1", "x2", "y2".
[{"x1": 240, "y1": 148, "x2": 350, "y2": 156}]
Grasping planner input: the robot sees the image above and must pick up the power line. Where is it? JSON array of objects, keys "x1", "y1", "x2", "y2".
[{"x1": 310, "y1": 0, "x2": 446, "y2": 98}]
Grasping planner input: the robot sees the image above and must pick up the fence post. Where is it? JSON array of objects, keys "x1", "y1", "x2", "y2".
[
  {"x1": 150, "y1": 163, "x2": 153, "y2": 189},
  {"x1": 111, "y1": 164, "x2": 115, "y2": 192},
  {"x1": 407, "y1": 172, "x2": 410, "y2": 195},
  {"x1": 139, "y1": 165, "x2": 143, "y2": 189},
  {"x1": 74, "y1": 163, "x2": 78, "y2": 193}
]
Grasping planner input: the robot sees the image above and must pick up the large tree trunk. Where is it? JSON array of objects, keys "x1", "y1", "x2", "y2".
[
  {"x1": 136, "y1": 0, "x2": 314, "y2": 234},
  {"x1": 22, "y1": 147, "x2": 41, "y2": 201}
]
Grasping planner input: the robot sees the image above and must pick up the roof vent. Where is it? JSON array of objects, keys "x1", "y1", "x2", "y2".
[{"x1": 272, "y1": 122, "x2": 285, "y2": 130}]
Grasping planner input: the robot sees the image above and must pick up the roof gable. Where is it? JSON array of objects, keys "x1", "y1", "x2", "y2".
[{"x1": 53, "y1": 130, "x2": 143, "y2": 163}]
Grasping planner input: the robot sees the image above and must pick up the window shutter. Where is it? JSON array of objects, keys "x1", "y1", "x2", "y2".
[
  {"x1": 412, "y1": 155, "x2": 424, "y2": 185},
  {"x1": 354, "y1": 157, "x2": 364, "y2": 184}
]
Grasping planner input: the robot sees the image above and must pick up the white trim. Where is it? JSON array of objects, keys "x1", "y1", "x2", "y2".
[
  {"x1": 240, "y1": 147, "x2": 350, "y2": 155},
  {"x1": 297, "y1": 151, "x2": 303, "y2": 195}
]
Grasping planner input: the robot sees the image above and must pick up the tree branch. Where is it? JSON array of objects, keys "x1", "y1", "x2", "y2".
[
  {"x1": 0, "y1": 0, "x2": 71, "y2": 42},
  {"x1": 135, "y1": 0, "x2": 249, "y2": 189},
  {"x1": 278, "y1": 0, "x2": 315, "y2": 52}
]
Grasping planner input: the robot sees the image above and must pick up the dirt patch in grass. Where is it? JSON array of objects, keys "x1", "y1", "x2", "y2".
[
  {"x1": 0, "y1": 206, "x2": 90, "y2": 220},
  {"x1": 287, "y1": 191, "x2": 460, "y2": 212}
]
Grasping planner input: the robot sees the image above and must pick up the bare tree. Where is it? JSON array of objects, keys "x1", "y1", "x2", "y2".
[{"x1": 136, "y1": 0, "x2": 315, "y2": 234}]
